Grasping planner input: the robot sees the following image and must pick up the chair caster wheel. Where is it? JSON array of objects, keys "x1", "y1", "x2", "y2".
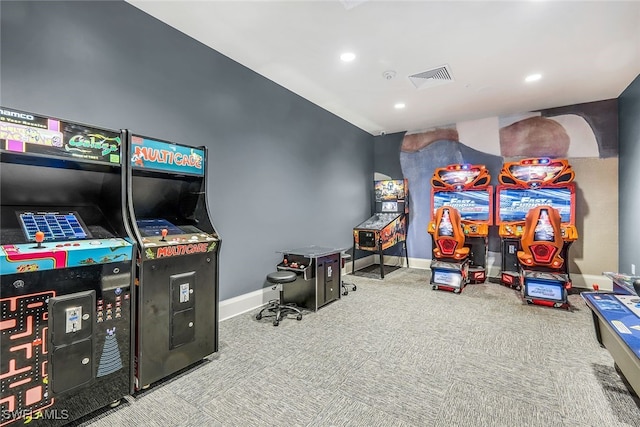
[
  {"x1": 432, "y1": 285, "x2": 437, "y2": 290},
  {"x1": 454, "y1": 288, "x2": 461, "y2": 294},
  {"x1": 352, "y1": 285, "x2": 356, "y2": 291},
  {"x1": 343, "y1": 291, "x2": 348, "y2": 296},
  {"x1": 296, "y1": 314, "x2": 302, "y2": 321},
  {"x1": 273, "y1": 320, "x2": 279, "y2": 326},
  {"x1": 255, "y1": 313, "x2": 262, "y2": 320},
  {"x1": 109, "y1": 399, "x2": 122, "y2": 408}
]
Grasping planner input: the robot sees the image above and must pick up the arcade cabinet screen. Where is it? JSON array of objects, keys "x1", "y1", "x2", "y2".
[
  {"x1": 136, "y1": 219, "x2": 185, "y2": 237},
  {"x1": 433, "y1": 191, "x2": 490, "y2": 222},
  {"x1": 18, "y1": 211, "x2": 89, "y2": 241},
  {"x1": 533, "y1": 209, "x2": 555, "y2": 242},
  {"x1": 381, "y1": 202, "x2": 398, "y2": 212},
  {"x1": 525, "y1": 278, "x2": 563, "y2": 301},
  {"x1": 498, "y1": 188, "x2": 572, "y2": 223}
]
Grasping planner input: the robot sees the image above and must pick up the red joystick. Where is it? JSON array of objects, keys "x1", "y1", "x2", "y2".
[
  {"x1": 161, "y1": 228, "x2": 168, "y2": 241},
  {"x1": 34, "y1": 231, "x2": 45, "y2": 248}
]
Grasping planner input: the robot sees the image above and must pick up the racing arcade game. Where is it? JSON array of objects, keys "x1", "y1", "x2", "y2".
[
  {"x1": 0, "y1": 108, "x2": 134, "y2": 426},
  {"x1": 496, "y1": 158, "x2": 578, "y2": 308},
  {"x1": 352, "y1": 179, "x2": 408, "y2": 279},
  {"x1": 127, "y1": 133, "x2": 220, "y2": 390},
  {"x1": 428, "y1": 164, "x2": 493, "y2": 293}
]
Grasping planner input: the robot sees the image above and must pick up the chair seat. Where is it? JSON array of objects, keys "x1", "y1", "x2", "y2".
[{"x1": 267, "y1": 270, "x2": 297, "y2": 284}]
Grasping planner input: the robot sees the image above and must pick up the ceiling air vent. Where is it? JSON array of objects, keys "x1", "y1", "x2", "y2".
[{"x1": 409, "y1": 64, "x2": 454, "y2": 89}]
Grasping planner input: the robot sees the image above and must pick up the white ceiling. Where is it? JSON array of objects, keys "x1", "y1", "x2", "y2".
[{"x1": 127, "y1": 0, "x2": 640, "y2": 136}]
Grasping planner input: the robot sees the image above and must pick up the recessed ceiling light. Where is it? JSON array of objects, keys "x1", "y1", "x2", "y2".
[
  {"x1": 394, "y1": 103, "x2": 406, "y2": 109},
  {"x1": 340, "y1": 52, "x2": 356, "y2": 62},
  {"x1": 525, "y1": 73, "x2": 542, "y2": 83}
]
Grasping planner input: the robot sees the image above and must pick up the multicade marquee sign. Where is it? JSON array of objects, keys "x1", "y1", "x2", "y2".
[
  {"x1": 131, "y1": 135, "x2": 205, "y2": 176},
  {"x1": 144, "y1": 241, "x2": 217, "y2": 260}
]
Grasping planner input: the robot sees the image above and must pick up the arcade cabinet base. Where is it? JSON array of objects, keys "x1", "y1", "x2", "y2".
[
  {"x1": 468, "y1": 266, "x2": 486, "y2": 284},
  {"x1": 501, "y1": 270, "x2": 520, "y2": 289},
  {"x1": 521, "y1": 270, "x2": 571, "y2": 310},
  {"x1": 430, "y1": 260, "x2": 469, "y2": 294}
]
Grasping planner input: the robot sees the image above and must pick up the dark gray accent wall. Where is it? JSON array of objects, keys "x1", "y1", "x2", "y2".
[
  {"x1": 0, "y1": 1, "x2": 374, "y2": 300},
  {"x1": 373, "y1": 132, "x2": 405, "y2": 179},
  {"x1": 618, "y1": 74, "x2": 640, "y2": 274}
]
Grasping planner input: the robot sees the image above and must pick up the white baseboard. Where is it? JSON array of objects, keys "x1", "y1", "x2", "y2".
[
  {"x1": 219, "y1": 286, "x2": 278, "y2": 322},
  {"x1": 219, "y1": 260, "x2": 613, "y2": 322}
]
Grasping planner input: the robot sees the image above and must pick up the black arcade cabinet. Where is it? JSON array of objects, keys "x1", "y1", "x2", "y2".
[
  {"x1": 0, "y1": 108, "x2": 135, "y2": 426},
  {"x1": 126, "y1": 133, "x2": 220, "y2": 390}
]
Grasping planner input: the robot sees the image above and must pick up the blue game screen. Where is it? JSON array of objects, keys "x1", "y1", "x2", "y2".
[
  {"x1": 136, "y1": 219, "x2": 185, "y2": 237},
  {"x1": 433, "y1": 191, "x2": 491, "y2": 222},
  {"x1": 498, "y1": 188, "x2": 572, "y2": 223},
  {"x1": 19, "y1": 212, "x2": 88, "y2": 241}
]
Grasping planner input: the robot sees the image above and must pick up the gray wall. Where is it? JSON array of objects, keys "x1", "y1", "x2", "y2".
[
  {"x1": 0, "y1": 1, "x2": 374, "y2": 300},
  {"x1": 619, "y1": 74, "x2": 640, "y2": 275},
  {"x1": 373, "y1": 132, "x2": 404, "y2": 179}
]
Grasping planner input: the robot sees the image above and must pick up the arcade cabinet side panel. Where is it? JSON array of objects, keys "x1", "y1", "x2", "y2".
[
  {"x1": 0, "y1": 261, "x2": 133, "y2": 427},
  {"x1": 136, "y1": 252, "x2": 217, "y2": 388},
  {"x1": 380, "y1": 215, "x2": 405, "y2": 251}
]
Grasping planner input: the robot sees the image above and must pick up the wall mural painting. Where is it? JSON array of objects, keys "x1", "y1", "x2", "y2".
[{"x1": 399, "y1": 99, "x2": 618, "y2": 260}]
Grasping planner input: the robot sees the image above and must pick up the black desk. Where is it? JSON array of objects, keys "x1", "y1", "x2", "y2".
[{"x1": 582, "y1": 292, "x2": 640, "y2": 395}]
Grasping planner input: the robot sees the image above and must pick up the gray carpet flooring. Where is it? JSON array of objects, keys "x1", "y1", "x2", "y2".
[{"x1": 77, "y1": 268, "x2": 640, "y2": 426}]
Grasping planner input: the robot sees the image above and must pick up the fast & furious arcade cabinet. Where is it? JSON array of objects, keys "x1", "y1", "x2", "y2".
[
  {"x1": 496, "y1": 158, "x2": 578, "y2": 307},
  {"x1": 0, "y1": 108, "x2": 135, "y2": 426},
  {"x1": 352, "y1": 179, "x2": 408, "y2": 279},
  {"x1": 126, "y1": 133, "x2": 220, "y2": 390},
  {"x1": 428, "y1": 164, "x2": 493, "y2": 293}
]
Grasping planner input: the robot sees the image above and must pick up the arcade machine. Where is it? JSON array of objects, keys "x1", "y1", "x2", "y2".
[
  {"x1": 0, "y1": 107, "x2": 134, "y2": 426},
  {"x1": 275, "y1": 245, "x2": 343, "y2": 312},
  {"x1": 427, "y1": 164, "x2": 493, "y2": 293},
  {"x1": 126, "y1": 133, "x2": 220, "y2": 391},
  {"x1": 582, "y1": 280, "x2": 640, "y2": 397},
  {"x1": 352, "y1": 179, "x2": 408, "y2": 279},
  {"x1": 496, "y1": 158, "x2": 578, "y2": 308}
]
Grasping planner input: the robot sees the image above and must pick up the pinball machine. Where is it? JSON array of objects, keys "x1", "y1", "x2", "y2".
[
  {"x1": 427, "y1": 164, "x2": 493, "y2": 293},
  {"x1": 0, "y1": 108, "x2": 134, "y2": 426},
  {"x1": 496, "y1": 158, "x2": 578, "y2": 308},
  {"x1": 126, "y1": 132, "x2": 220, "y2": 390},
  {"x1": 352, "y1": 179, "x2": 408, "y2": 279}
]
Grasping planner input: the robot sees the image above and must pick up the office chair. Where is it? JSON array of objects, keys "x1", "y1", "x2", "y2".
[
  {"x1": 341, "y1": 252, "x2": 357, "y2": 295},
  {"x1": 255, "y1": 271, "x2": 303, "y2": 326}
]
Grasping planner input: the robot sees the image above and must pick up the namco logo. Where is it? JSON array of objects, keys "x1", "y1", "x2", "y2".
[{"x1": 0, "y1": 109, "x2": 34, "y2": 121}]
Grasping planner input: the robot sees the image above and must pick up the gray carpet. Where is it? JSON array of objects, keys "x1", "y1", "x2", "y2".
[{"x1": 77, "y1": 268, "x2": 640, "y2": 427}]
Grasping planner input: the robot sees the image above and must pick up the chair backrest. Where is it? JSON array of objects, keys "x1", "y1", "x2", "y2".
[
  {"x1": 517, "y1": 205, "x2": 564, "y2": 269},
  {"x1": 432, "y1": 206, "x2": 469, "y2": 260}
]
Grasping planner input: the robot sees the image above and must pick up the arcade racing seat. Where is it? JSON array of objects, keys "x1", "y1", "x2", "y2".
[
  {"x1": 517, "y1": 206, "x2": 565, "y2": 270},
  {"x1": 429, "y1": 206, "x2": 470, "y2": 293},
  {"x1": 432, "y1": 206, "x2": 470, "y2": 261},
  {"x1": 256, "y1": 271, "x2": 303, "y2": 326},
  {"x1": 517, "y1": 205, "x2": 571, "y2": 308}
]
